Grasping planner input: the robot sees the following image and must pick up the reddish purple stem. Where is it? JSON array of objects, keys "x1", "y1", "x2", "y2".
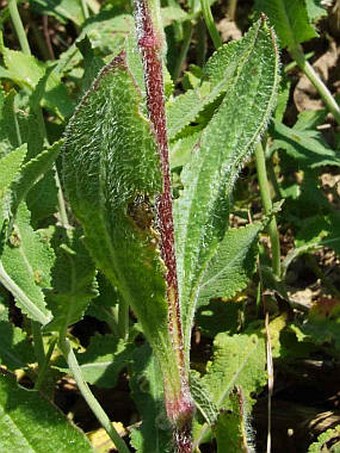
[{"x1": 134, "y1": 0, "x2": 194, "y2": 447}]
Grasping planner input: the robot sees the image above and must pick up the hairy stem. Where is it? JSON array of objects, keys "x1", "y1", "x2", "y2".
[
  {"x1": 289, "y1": 45, "x2": 340, "y2": 125},
  {"x1": 59, "y1": 338, "x2": 130, "y2": 453},
  {"x1": 199, "y1": 0, "x2": 222, "y2": 49},
  {"x1": 8, "y1": 0, "x2": 31, "y2": 55},
  {"x1": 134, "y1": 0, "x2": 194, "y2": 440},
  {"x1": 255, "y1": 142, "x2": 281, "y2": 277}
]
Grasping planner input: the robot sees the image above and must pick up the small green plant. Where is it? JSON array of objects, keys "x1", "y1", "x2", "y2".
[{"x1": 0, "y1": 0, "x2": 339, "y2": 452}]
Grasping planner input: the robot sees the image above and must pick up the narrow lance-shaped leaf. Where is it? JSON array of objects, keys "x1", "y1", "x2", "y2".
[
  {"x1": 174, "y1": 17, "x2": 280, "y2": 356},
  {"x1": 63, "y1": 52, "x2": 182, "y2": 408}
]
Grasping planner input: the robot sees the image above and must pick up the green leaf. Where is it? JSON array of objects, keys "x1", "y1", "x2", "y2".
[
  {"x1": 161, "y1": 5, "x2": 189, "y2": 27},
  {"x1": 63, "y1": 53, "x2": 181, "y2": 395},
  {"x1": 0, "y1": 321, "x2": 34, "y2": 370},
  {"x1": 0, "y1": 374, "x2": 93, "y2": 452},
  {"x1": 76, "y1": 36, "x2": 105, "y2": 92},
  {"x1": 0, "y1": 45, "x2": 45, "y2": 89},
  {"x1": 214, "y1": 388, "x2": 253, "y2": 453},
  {"x1": 85, "y1": 273, "x2": 121, "y2": 335},
  {"x1": 174, "y1": 18, "x2": 279, "y2": 354},
  {"x1": 45, "y1": 227, "x2": 97, "y2": 334},
  {"x1": 26, "y1": 171, "x2": 58, "y2": 228},
  {"x1": 190, "y1": 370, "x2": 219, "y2": 425},
  {"x1": 272, "y1": 120, "x2": 340, "y2": 168},
  {"x1": 129, "y1": 344, "x2": 172, "y2": 453},
  {"x1": 75, "y1": 334, "x2": 134, "y2": 387},
  {"x1": 0, "y1": 38, "x2": 72, "y2": 119},
  {"x1": 0, "y1": 90, "x2": 22, "y2": 155},
  {"x1": 194, "y1": 331, "x2": 266, "y2": 446},
  {"x1": 30, "y1": 0, "x2": 85, "y2": 26},
  {"x1": 0, "y1": 145, "x2": 27, "y2": 198},
  {"x1": 308, "y1": 425, "x2": 340, "y2": 452},
  {"x1": 202, "y1": 332, "x2": 266, "y2": 408},
  {"x1": 254, "y1": 0, "x2": 317, "y2": 49},
  {"x1": 197, "y1": 223, "x2": 262, "y2": 307},
  {"x1": 170, "y1": 132, "x2": 201, "y2": 169},
  {"x1": 305, "y1": 0, "x2": 328, "y2": 23},
  {"x1": 0, "y1": 204, "x2": 53, "y2": 325},
  {"x1": 81, "y1": 14, "x2": 133, "y2": 56},
  {"x1": 11, "y1": 141, "x2": 61, "y2": 220}
]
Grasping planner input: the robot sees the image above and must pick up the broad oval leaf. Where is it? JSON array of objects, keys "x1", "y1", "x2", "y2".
[
  {"x1": 63, "y1": 52, "x2": 180, "y2": 392},
  {"x1": 174, "y1": 18, "x2": 280, "y2": 355}
]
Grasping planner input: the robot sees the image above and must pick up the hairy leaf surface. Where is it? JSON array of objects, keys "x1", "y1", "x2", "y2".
[
  {"x1": 202, "y1": 332, "x2": 266, "y2": 407},
  {"x1": 129, "y1": 344, "x2": 172, "y2": 453},
  {"x1": 214, "y1": 389, "x2": 252, "y2": 453},
  {"x1": 45, "y1": 228, "x2": 98, "y2": 334},
  {"x1": 174, "y1": 18, "x2": 279, "y2": 354},
  {"x1": 166, "y1": 40, "x2": 239, "y2": 140},
  {"x1": 63, "y1": 53, "x2": 179, "y2": 391},
  {"x1": 197, "y1": 223, "x2": 262, "y2": 307},
  {"x1": 10, "y1": 141, "x2": 61, "y2": 220},
  {"x1": 0, "y1": 375, "x2": 93, "y2": 452},
  {"x1": 0, "y1": 204, "x2": 53, "y2": 325}
]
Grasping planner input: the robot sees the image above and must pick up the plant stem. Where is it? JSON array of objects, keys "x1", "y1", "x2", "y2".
[
  {"x1": 199, "y1": 0, "x2": 222, "y2": 49},
  {"x1": 55, "y1": 169, "x2": 71, "y2": 229},
  {"x1": 59, "y1": 338, "x2": 130, "y2": 453},
  {"x1": 80, "y1": 0, "x2": 90, "y2": 21},
  {"x1": 134, "y1": 0, "x2": 194, "y2": 444},
  {"x1": 305, "y1": 254, "x2": 340, "y2": 298},
  {"x1": 34, "y1": 337, "x2": 57, "y2": 391},
  {"x1": 8, "y1": 0, "x2": 31, "y2": 55},
  {"x1": 255, "y1": 142, "x2": 281, "y2": 278},
  {"x1": 118, "y1": 299, "x2": 129, "y2": 340},
  {"x1": 289, "y1": 45, "x2": 340, "y2": 125},
  {"x1": 227, "y1": 0, "x2": 238, "y2": 21},
  {"x1": 196, "y1": 18, "x2": 207, "y2": 67},
  {"x1": 31, "y1": 321, "x2": 45, "y2": 368},
  {"x1": 173, "y1": 21, "x2": 193, "y2": 82}
]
